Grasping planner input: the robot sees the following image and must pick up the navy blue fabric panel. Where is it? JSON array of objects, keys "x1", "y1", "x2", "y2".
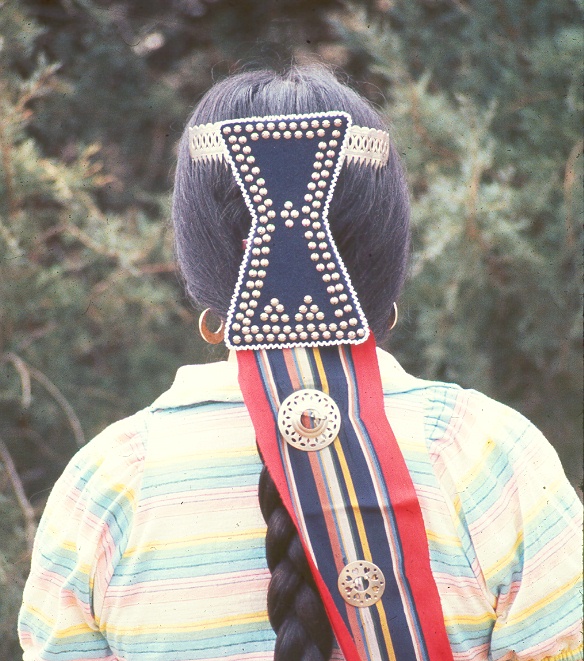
[
  {"x1": 250, "y1": 133, "x2": 324, "y2": 302},
  {"x1": 245, "y1": 130, "x2": 321, "y2": 212},
  {"x1": 221, "y1": 113, "x2": 368, "y2": 349}
]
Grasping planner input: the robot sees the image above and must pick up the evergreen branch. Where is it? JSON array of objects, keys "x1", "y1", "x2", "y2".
[
  {"x1": 1, "y1": 352, "x2": 32, "y2": 409},
  {"x1": 81, "y1": 385, "x2": 126, "y2": 405},
  {"x1": 494, "y1": 0, "x2": 520, "y2": 42},
  {"x1": 14, "y1": 427, "x2": 69, "y2": 465},
  {"x1": 409, "y1": 83, "x2": 457, "y2": 163},
  {"x1": 506, "y1": 92, "x2": 556, "y2": 114},
  {"x1": 15, "y1": 63, "x2": 61, "y2": 117},
  {"x1": 90, "y1": 269, "x2": 127, "y2": 298},
  {"x1": 137, "y1": 262, "x2": 176, "y2": 274},
  {"x1": 34, "y1": 164, "x2": 158, "y2": 272},
  {"x1": 30, "y1": 223, "x2": 67, "y2": 257},
  {"x1": 62, "y1": 219, "x2": 128, "y2": 262},
  {"x1": 89, "y1": 267, "x2": 193, "y2": 324},
  {"x1": 0, "y1": 352, "x2": 85, "y2": 446},
  {"x1": 0, "y1": 214, "x2": 22, "y2": 257},
  {"x1": 169, "y1": 300, "x2": 196, "y2": 324},
  {"x1": 15, "y1": 322, "x2": 58, "y2": 353},
  {"x1": 563, "y1": 138, "x2": 583, "y2": 253},
  {"x1": 59, "y1": 192, "x2": 154, "y2": 273},
  {"x1": 465, "y1": 143, "x2": 483, "y2": 243},
  {"x1": 26, "y1": 365, "x2": 85, "y2": 447},
  {"x1": 142, "y1": 123, "x2": 167, "y2": 187},
  {"x1": 91, "y1": 262, "x2": 175, "y2": 297},
  {"x1": 462, "y1": 100, "x2": 496, "y2": 254},
  {"x1": 0, "y1": 435, "x2": 37, "y2": 555},
  {"x1": 0, "y1": 120, "x2": 19, "y2": 231},
  {"x1": 447, "y1": 0, "x2": 471, "y2": 14}
]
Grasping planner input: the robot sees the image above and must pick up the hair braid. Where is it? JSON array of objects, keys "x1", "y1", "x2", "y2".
[{"x1": 258, "y1": 463, "x2": 334, "y2": 661}]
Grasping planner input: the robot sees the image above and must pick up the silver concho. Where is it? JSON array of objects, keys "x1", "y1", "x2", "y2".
[
  {"x1": 277, "y1": 389, "x2": 340, "y2": 451},
  {"x1": 338, "y1": 560, "x2": 386, "y2": 608}
]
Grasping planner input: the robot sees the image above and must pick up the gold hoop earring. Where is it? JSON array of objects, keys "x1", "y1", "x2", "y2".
[
  {"x1": 199, "y1": 308, "x2": 225, "y2": 344},
  {"x1": 389, "y1": 302, "x2": 398, "y2": 331}
]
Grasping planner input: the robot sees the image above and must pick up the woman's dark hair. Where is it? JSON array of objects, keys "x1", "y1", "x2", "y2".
[
  {"x1": 172, "y1": 65, "x2": 410, "y2": 661},
  {"x1": 173, "y1": 65, "x2": 410, "y2": 342}
]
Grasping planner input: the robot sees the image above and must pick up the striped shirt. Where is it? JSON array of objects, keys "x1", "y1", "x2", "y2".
[{"x1": 19, "y1": 349, "x2": 583, "y2": 661}]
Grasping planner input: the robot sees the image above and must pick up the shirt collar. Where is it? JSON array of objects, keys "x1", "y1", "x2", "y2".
[{"x1": 150, "y1": 347, "x2": 419, "y2": 411}]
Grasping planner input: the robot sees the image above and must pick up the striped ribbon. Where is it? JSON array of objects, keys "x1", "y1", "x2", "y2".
[{"x1": 237, "y1": 335, "x2": 453, "y2": 661}]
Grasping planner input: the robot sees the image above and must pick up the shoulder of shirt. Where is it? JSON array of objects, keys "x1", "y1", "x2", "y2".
[
  {"x1": 149, "y1": 347, "x2": 446, "y2": 410},
  {"x1": 38, "y1": 411, "x2": 148, "y2": 537},
  {"x1": 147, "y1": 347, "x2": 527, "y2": 425},
  {"x1": 65, "y1": 410, "x2": 148, "y2": 480},
  {"x1": 73, "y1": 349, "x2": 540, "y2": 471},
  {"x1": 73, "y1": 350, "x2": 564, "y2": 502}
]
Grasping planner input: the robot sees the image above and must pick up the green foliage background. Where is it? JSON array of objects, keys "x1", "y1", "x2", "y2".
[{"x1": 1, "y1": 0, "x2": 582, "y2": 655}]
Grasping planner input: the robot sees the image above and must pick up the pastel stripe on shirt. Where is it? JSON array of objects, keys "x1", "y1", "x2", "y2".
[{"x1": 19, "y1": 351, "x2": 583, "y2": 660}]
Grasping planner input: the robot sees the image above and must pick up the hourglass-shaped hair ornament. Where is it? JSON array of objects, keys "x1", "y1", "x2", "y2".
[{"x1": 188, "y1": 112, "x2": 390, "y2": 350}]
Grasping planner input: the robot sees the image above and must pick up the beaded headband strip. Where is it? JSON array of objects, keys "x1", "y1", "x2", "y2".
[{"x1": 189, "y1": 118, "x2": 390, "y2": 168}]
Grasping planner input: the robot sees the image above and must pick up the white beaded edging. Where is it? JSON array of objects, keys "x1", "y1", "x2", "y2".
[{"x1": 219, "y1": 111, "x2": 370, "y2": 351}]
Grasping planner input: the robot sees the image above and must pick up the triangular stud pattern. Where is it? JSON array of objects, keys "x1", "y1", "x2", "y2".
[{"x1": 223, "y1": 112, "x2": 369, "y2": 350}]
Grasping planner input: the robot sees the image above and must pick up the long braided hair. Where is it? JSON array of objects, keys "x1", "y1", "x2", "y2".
[
  {"x1": 173, "y1": 65, "x2": 411, "y2": 659},
  {"x1": 259, "y1": 463, "x2": 333, "y2": 660}
]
